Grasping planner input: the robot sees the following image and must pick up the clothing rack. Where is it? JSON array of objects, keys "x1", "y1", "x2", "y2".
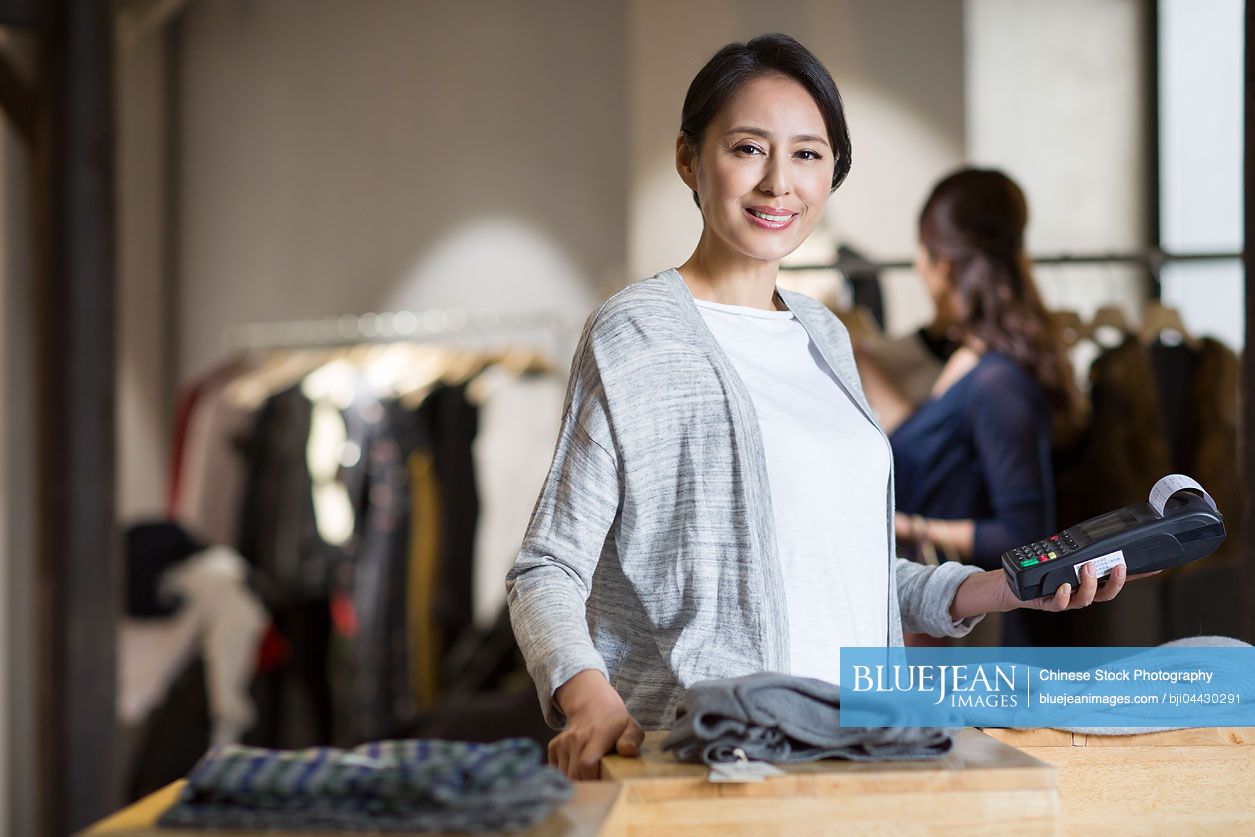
[
  {"x1": 782, "y1": 246, "x2": 1243, "y2": 279},
  {"x1": 226, "y1": 308, "x2": 583, "y2": 353}
]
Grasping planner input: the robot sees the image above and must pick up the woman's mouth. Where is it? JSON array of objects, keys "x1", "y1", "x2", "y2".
[{"x1": 745, "y1": 207, "x2": 798, "y2": 230}]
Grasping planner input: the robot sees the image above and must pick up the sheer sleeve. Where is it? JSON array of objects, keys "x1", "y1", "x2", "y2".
[{"x1": 966, "y1": 360, "x2": 1056, "y2": 570}]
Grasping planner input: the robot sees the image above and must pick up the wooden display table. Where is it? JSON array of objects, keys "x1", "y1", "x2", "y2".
[
  {"x1": 981, "y1": 726, "x2": 1255, "y2": 835},
  {"x1": 597, "y1": 728, "x2": 1059, "y2": 836},
  {"x1": 80, "y1": 780, "x2": 624, "y2": 837}
]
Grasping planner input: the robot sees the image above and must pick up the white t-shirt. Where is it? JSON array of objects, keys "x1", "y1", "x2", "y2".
[{"x1": 696, "y1": 297, "x2": 891, "y2": 684}]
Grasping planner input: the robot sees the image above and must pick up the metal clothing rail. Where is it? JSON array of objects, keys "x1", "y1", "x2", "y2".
[
  {"x1": 226, "y1": 307, "x2": 582, "y2": 353},
  {"x1": 781, "y1": 246, "x2": 1244, "y2": 276}
]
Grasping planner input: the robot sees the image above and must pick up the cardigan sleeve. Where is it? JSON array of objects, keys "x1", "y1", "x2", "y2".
[
  {"x1": 505, "y1": 324, "x2": 622, "y2": 729},
  {"x1": 893, "y1": 557, "x2": 987, "y2": 637}
]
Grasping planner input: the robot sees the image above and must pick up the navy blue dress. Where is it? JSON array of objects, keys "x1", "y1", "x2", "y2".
[{"x1": 890, "y1": 351, "x2": 1056, "y2": 576}]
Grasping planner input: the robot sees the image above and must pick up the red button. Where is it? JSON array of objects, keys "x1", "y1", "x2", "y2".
[{"x1": 1050, "y1": 535, "x2": 1059, "y2": 541}]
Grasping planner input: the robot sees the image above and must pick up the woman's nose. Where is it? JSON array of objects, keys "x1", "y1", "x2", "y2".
[{"x1": 758, "y1": 155, "x2": 791, "y2": 197}]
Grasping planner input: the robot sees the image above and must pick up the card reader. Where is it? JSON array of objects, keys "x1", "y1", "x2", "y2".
[{"x1": 1003, "y1": 474, "x2": 1226, "y2": 601}]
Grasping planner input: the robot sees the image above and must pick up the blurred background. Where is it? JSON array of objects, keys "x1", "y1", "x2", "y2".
[{"x1": 0, "y1": 0, "x2": 1248, "y2": 833}]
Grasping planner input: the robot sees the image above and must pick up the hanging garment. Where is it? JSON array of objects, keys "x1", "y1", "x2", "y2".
[
  {"x1": 126, "y1": 521, "x2": 206, "y2": 618},
  {"x1": 118, "y1": 546, "x2": 267, "y2": 746},
  {"x1": 469, "y1": 366, "x2": 565, "y2": 630},
  {"x1": 662, "y1": 672, "x2": 953, "y2": 764},
  {"x1": 336, "y1": 391, "x2": 432, "y2": 744},
  {"x1": 1039, "y1": 337, "x2": 1173, "y2": 647},
  {"x1": 157, "y1": 737, "x2": 572, "y2": 833},
  {"x1": 425, "y1": 384, "x2": 481, "y2": 656},
  {"x1": 167, "y1": 359, "x2": 251, "y2": 517},
  {"x1": 408, "y1": 450, "x2": 443, "y2": 710},
  {"x1": 238, "y1": 384, "x2": 341, "y2": 748},
  {"x1": 174, "y1": 380, "x2": 256, "y2": 548},
  {"x1": 1161, "y1": 338, "x2": 1244, "y2": 639},
  {"x1": 237, "y1": 384, "x2": 341, "y2": 604}
]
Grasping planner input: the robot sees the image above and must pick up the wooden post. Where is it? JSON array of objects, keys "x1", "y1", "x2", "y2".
[{"x1": 35, "y1": 0, "x2": 120, "y2": 833}]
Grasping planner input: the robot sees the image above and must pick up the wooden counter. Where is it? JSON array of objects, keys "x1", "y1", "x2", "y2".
[
  {"x1": 80, "y1": 780, "x2": 625, "y2": 837},
  {"x1": 597, "y1": 728, "x2": 1059, "y2": 836},
  {"x1": 980, "y1": 726, "x2": 1255, "y2": 835},
  {"x1": 90, "y1": 727, "x2": 1253, "y2": 835}
]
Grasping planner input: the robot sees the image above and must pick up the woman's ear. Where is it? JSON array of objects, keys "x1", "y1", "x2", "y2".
[{"x1": 675, "y1": 132, "x2": 699, "y2": 190}]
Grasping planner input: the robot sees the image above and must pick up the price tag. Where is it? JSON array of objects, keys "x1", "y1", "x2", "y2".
[
  {"x1": 707, "y1": 760, "x2": 786, "y2": 783},
  {"x1": 706, "y1": 748, "x2": 785, "y2": 783},
  {"x1": 1074, "y1": 550, "x2": 1126, "y2": 582}
]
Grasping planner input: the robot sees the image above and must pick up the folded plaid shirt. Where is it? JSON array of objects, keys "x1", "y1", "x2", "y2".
[{"x1": 158, "y1": 737, "x2": 572, "y2": 832}]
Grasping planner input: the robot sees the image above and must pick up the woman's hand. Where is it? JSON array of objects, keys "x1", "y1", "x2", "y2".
[
  {"x1": 549, "y1": 669, "x2": 644, "y2": 780},
  {"x1": 950, "y1": 563, "x2": 1162, "y2": 621},
  {"x1": 1019, "y1": 562, "x2": 1127, "y2": 611}
]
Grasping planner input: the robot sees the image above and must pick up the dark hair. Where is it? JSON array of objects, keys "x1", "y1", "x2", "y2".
[
  {"x1": 919, "y1": 168, "x2": 1087, "y2": 445},
  {"x1": 680, "y1": 33, "x2": 852, "y2": 207}
]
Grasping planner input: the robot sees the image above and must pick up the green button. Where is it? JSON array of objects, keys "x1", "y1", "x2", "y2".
[{"x1": 1020, "y1": 558, "x2": 1039, "y2": 567}]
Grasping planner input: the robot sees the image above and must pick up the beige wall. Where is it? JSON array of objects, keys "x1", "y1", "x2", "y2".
[
  {"x1": 117, "y1": 30, "x2": 172, "y2": 521},
  {"x1": 966, "y1": 0, "x2": 1148, "y2": 319},
  {"x1": 175, "y1": 0, "x2": 626, "y2": 384}
]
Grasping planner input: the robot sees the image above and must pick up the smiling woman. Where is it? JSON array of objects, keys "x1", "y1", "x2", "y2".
[{"x1": 506, "y1": 33, "x2": 1139, "y2": 782}]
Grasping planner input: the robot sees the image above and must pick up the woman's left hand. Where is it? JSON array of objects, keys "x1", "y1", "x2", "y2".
[
  {"x1": 951, "y1": 563, "x2": 1161, "y2": 621},
  {"x1": 1019, "y1": 562, "x2": 1127, "y2": 611}
]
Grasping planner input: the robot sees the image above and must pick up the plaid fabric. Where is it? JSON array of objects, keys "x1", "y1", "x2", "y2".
[{"x1": 158, "y1": 737, "x2": 572, "y2": 832}]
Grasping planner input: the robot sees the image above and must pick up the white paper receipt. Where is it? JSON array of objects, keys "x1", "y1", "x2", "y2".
[
  {"x1": 1149, "y1": 474, "x2": 1216, "y2": 518},
  {"x1": 1075, "y1": 550, "x2": 1126, "y2": 582}
]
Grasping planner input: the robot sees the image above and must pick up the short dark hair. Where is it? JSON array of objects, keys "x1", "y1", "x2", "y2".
[{"x1": 679, "y1": 33, "x2": 852, "y2": 207}]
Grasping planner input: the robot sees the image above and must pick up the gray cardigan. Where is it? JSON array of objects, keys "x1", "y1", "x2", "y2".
[{"x1": 506, "y1": 269, "x2": 985, "y2": 729}]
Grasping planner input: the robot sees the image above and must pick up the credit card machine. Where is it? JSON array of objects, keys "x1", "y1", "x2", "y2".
[{"x1": 1003, "y1": 475, "x2": 1226, "y2": 601}]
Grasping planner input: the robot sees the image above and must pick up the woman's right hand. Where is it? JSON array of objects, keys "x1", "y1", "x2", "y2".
[{"x1": 549, "y1": 669, "x2": 644, "y2": 780}]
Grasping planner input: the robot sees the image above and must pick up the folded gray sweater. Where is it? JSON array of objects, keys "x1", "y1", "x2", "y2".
[
  {"x1": 1053, "y1": 635, "x2": 1253, "y2": 736},
  {"x1": 661, "y1": 672, "x2": 954, "y2": 764}
]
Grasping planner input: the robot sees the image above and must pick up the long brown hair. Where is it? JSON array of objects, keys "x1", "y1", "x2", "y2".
[{"x1": 919, "y1": 168, "x2": 1087, "y2": 445}]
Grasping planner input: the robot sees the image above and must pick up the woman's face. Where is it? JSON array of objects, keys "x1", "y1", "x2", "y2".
[{"x1": 677, "y1": 74, "x2": 835, "y2": 265}]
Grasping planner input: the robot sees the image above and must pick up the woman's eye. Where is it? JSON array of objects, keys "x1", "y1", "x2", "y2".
[
  {"x1": 796, "y1": 149, "x2": 823, "y2": 161},
  {"x1": 735, "y1": 144, "x2": 764, "y2": 155}
]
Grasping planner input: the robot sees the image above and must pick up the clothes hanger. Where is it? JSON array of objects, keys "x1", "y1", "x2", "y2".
[
  {"x1": 466, "y1": 346, "x2": 559, "y2": 405},
  {"x1": 225, "y1": 348, "x2": 337, "y2": 409},
  {"x1": 1085, "y1": 304, "x2": 1133, "y2": 349},
  {"x1": 1050, "y1": 309, "x2": 1085, "y2": 349},
  {"x1": 396, "y1": 344, "x2": 454, "y2": 409},
  {"x1": 1140, "y1": 301, "x2": 1198, "y2": 349}
]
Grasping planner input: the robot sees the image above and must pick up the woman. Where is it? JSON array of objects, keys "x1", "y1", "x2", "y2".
[
  {"x1": 507, "y1": 35, "x2": 1131, "y2": 781},
  {"x1": 860, "y1": 169, "x2": 1089, "y2": 646}
]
